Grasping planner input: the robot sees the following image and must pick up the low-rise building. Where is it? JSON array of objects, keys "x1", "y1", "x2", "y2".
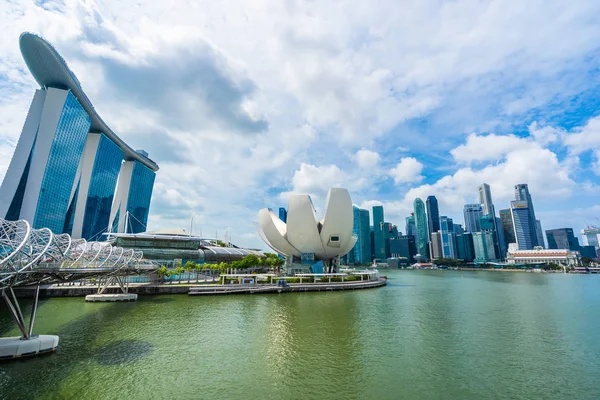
[{"x1": 506, "y1": 246, "x2": 580, "y2": 266}]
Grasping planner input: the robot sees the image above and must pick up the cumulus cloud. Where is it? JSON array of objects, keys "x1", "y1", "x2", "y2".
[
  {"x1": 564, "y1": 115, "x2": 600, "y2": 155},
  {"x1": 353, "y1": 149, "x2": 381, "y2": 169},
  {"x1": 389, "y1": 157, "x2": 424, "y2": 184}
]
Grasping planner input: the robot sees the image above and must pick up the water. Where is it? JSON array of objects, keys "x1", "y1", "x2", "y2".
[{"x1": 1, "y1": 270, "x2": 599, "y2": 400}]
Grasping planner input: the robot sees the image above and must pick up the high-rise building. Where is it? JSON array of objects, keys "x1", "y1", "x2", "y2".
[
  {"x1": 0, "y1": 33, "x2": 159, "y2": 238},
  {"x1": 510, "y1": 200, "x2": 536, "y2": 250},
  {"x1": 463, "y1": 204, "x2": 483, "y2": 233},
  {"x1": 372, "y1": 206, "x2": 385, "y2": 260},
  {"x1": 349, "y1": 207, "x2": 371, "y2": 264},
  {"x1": 456, "y1": 233, "x2": 475, "y2": 262},
  {"x1": 405, "y1": 215, "x2": 417, "y2": 237},
  {"x1": 535, "y1": 220, "x2": 545, "y2": 248},
  {"x1": 499, "y1": 209, "x2": 516, "y2": 245},
  {"x1": 413, "y1": 198, "x2": 429, "y2": 259},
  {"x1": 370, "y1": 227, "x2": 375, "y2": 262},
  {"x1": 546, "y1": 228, "x2": 580, "y2": 250},
  {"x1": 383, "y1": 222, "x2": 392, "y2": 258},
  {"x1": 278, "y1": 207, "x2": 287, "y2": 223},
  {"x1": 440, "y1": 216, "x2": 456, "y2": 259},
  {"x1": 478, "y1": 183, "x2": 495, "y2": 217},
  {"x1": 391, "y1": 225, "x2": 399, "y2": 238},
  {"x1": 514, "y1": 184, "x2": 539, "y2": 247},
  {"x1": 430, "y1": 232, "x2": 443, "y2": 260},
  {"x1": 496, "y1": 216, "x2": 507, "y2": 260},
  {"x1": 454, "y1": 224, "x2": 464, "y2": 235},
  {"x1": 426, "y1": 196, "x2": 440, "y2": 240},
  {"x1": 581, "y1": 227, "x2": 600, "y2": 248},
  {"x1": 473, "y1": 231, "x2": 497, "y2": 262},
  {"x1": 390, "y1": 235, "x2": 417, "y2": 263}
]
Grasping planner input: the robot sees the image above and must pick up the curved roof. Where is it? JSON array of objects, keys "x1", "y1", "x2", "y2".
[{"x1": 19, "y1": 32, "x2": 158, "y2": 171}]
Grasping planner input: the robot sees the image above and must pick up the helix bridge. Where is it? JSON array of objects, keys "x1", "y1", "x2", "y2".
[{"x1": 0, "y1": 217, "x2": 156, "y2": 360}]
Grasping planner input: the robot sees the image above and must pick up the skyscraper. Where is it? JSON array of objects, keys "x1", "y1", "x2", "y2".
[
  {"x1": 405, "y1": 215, "x2": 417, "y2": 237},
  {"x1": 514, "y1": 184, "x2": 539, "y2": 247},
  {"x1": 0, "y1": 33, "x2": 159, "y2": 238},
  {"x1": 413, "y1": 198, "x2": 429, "y2": 259},
  {"x1": 581, "y1": 227, "x2": 600, "y2": 248},
  {"x1": 499, "y1": 209, "x2": 516, "y2": 245},
  {"x1": 546, "y1": 228, "x2": 580, "y2": 250},
  {"x1": 456, "y1": 233, "x2": 475, "y2": 262},
  {"x1": 510, "y1": 200, "x2": 536, "y2": 250},
  {"x1": 440, "y1": 216, "x2": 456, "y2": 259},
  {"x1": 383, "y1": 222, "x2": 392, "y2": 258},
  {"x1": 478, "y1": 183, "x2": 495, "y2": 216},
  {"x1": 454, "y1": 224, "x2": 465, "y2": 235},
  {"x1": 350, "y1": 206, "x2": 371, "y2": 264},
  {"x1": 426, "y1": 196, "x2": 440, "y2": 240},
  {"x1": 473, "y1": 231, "x2": 497, "y2": 262},
  {"x1": 463, "y1": 204, "x2": 483, "y2": 233},
  {"x1": 373, "y1": 206, "x2": 385, "y2": 260},
  {"x1": 535, "y1": 220, "x2": 544, "y2": 248},
  {"x1": 390, "y1": 235, "x2": 417, "y2": 263},
  {"x1": 430, "y1": 232, "x2": 443, "y2": 260},
  {"x1": 278, "y1": 207, "x2": 287, "y2": 223}
]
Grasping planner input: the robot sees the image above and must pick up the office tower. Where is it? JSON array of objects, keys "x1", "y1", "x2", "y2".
[
  {"x1": 430, "y1": 232, "x2": 443, "y2": 260},
  {"x1": 510, "y1": 200, "x2": 536, "y2": 250},
  {"x1": 473, "y1": 231, "x2": 497, "y2": 262},
  {"x1": 413, "y1": 198, "x2": 430, "y2": 259},
  {"x1": 499, "y1": 209, "x2": 516, "y2": 245},
  {"x1": 370, "y1": 227, "x2": 375, "y2": 262},
  {"x1": 440, "y1": 216, "x2": 456, "y2": 259},
  {"x1": 278, "y1": 207, "x2": 287, "y2": 223},
  {"x1": 535, "y1": 220, "x2": 544, "y2": 248},
  {"x1": 514, "y1": 184, "x2": 539, "y2": 246},
  {"x1": 456, "y1": 233, "x2": 475, "y2": 262},
  {"x1": 479, "y1": 213, "x2": 502, "y2": 260},
  {"x1": 581, "y1": 227, "x2": 600, "y2": 248},
  {"x1": 426, "y1": 195, "x2": 440, "y2": 240},
  {"x1": 373, "y1": 206, "x2": 385, "y2": 260},
  {"x1": 454, "y1": 224, "x2": 464, "y2": 235},
  {"x1": 496, "y1": 216, "x2": 507, "y2": 260},
  {"x1": 463, "y1": 204, "x2": 483, "y2": 233},
  {"x1": 478, "y1": 183, "x2": 495, "y2": 216},
  {"x1": 0, "y1": 34, "x2": 159, "y2": 238},
  {"x1": 390, "y1": 235, "x2": 417, "y2": 263},
  {"x1": 546, "y1": 228, "x2": 579, "y2": 250},
  {"x1": 405, "y1": 215, "x2": 417, "y2": 237},
  {"x1": 391, "y1": 225, "x2": 399, "y2": 238},
  {"x1": 383, "y1": 222, "x2": 392, "y2": 258},
  {"x1": 580, "y1": 246, "x2": 598, "y2": 259},
  {"x1": 350, "y1": 206, "x2": 371, "y2": 264}
]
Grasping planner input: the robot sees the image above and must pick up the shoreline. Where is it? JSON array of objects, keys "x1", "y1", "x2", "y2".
[{"x1": 13, "y1": 278, "x2": 387, "y2": 298}]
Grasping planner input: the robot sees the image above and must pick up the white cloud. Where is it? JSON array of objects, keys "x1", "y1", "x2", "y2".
[
  {"x1": 528, "y1": 121, "x2": 561, "y2": 145},
  {"x1": 352, "y1": 149, "x2": 381, "y2": 169},
  {"x1": 450, "y1": 133, "x2": 526, "y2": 164},
  {"x1": 564, "y1": 115, "x2": 600, "y2": 155},
  {"x1": 389, "y1": 157, "x2": 424, "y2": 184}
]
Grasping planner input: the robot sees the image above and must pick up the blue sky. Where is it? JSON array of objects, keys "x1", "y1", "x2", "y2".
[{"x1": 1, "y1": 0, "x2": 600, "y2": 249}]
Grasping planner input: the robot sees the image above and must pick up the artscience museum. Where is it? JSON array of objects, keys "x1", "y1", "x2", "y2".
[{"x1": 258, "y1": 188, "x2": 357, "y2": 273}]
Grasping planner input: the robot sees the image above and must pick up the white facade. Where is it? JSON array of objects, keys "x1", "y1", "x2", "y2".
[
  {"x1": 258, "y1": 188, "x2": 357, "y2": 261},
  {"x1": 506, "y1": 248, "x2": 580, "y2": 266},
  {"x1": 108, "y1": 161, "x2": 135, "y2": 233}
]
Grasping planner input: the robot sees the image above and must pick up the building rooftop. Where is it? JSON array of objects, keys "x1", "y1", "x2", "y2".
[{"x1": 19, "y1": 32, "x2": 158, "y2": 171}]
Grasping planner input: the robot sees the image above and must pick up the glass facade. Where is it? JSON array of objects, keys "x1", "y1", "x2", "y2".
[
  {"x1": 350, "y1": 207, "x2": 371, "y2": 264},
  {"x1": 383, "y1": 222, "x2": 392, "y2": 258},
  {"x1": 426, "y1": 196, "x2": 440, "y2": 240},
  {"x1": 514, "y1": 184, "x2": 539, "y2": 247},
  {"x1": 440, "y1": 216, "x2": 456, "y2": 259},
  {"x1": 405, "y1": 215, "x2": 416, "y2": 237},
  {"x1": 126, "y1": 161, "x2": 156, "y2": 233},
  {"x1": 278, "y1": 207, "x2": 287, "y2": 223},
  {"x1": 511, "y1": 201, "x2": 535, "y2": 250},
  {"x1": 473, "y1": 231, "x2": 497, "y2": 262},
  {"x1": 456, "y1": 233, "x2": 475, "y2": 262},
  {"x1": 373, "y1": 206, "x2": 385, "y2": 260},
  {"x1": 499, "y1": 209, "x2": 515, "y2": 245},
  {"x1": 463, "y1": 204, "x2": 483, "y2": 233},
  {"x1": 82, "y1": 135, "x2": 124, "y2": 240},
  {"x1": 546, "y1": 228, "x2": 579, "y2": 250},
  {"x1": 390, "y1": 235, "x2": 416, "y2": 263},
  {"x1": 33, "y1": 91, "x2": 92, "y2": 233},
  {"x1": 413, "y1": 198, "x2": 429, "y2": 259}
]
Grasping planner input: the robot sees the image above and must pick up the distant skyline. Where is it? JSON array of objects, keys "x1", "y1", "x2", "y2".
[{"x1": 1, "y1": 1, "x2": 600, "y2": 250}]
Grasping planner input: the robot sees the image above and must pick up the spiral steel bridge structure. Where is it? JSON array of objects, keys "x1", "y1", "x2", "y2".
[{"x1": 0, "y1": 217, "x2": 156, "y2": 360}]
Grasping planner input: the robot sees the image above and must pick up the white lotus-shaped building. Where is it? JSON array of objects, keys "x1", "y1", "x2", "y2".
[{"x1": 258, "y1": 188, "x2": 357, "y2": 263}]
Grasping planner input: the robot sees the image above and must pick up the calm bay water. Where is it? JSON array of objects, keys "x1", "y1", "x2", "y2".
[{"x1": 1, "y1": 270, "x2": 600, "y2": 399}]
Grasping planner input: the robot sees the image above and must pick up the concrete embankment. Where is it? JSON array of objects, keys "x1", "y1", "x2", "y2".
[{"x1": 14, "y1": 278, "x2": 386, "y2": 298}]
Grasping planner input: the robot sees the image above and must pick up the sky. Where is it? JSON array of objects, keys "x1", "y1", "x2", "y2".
[{"x1": 1, "y1": 0, "x2": 600, "y2": 250}]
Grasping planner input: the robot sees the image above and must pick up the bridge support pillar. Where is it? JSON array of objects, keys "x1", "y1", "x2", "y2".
[{"x1": 0, "y1": 286, "x2": 60, "y2": 360}]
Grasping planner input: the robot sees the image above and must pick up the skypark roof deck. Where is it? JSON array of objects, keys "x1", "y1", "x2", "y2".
[{"x1": 19, "y1": 32, "x2": 158, "y2": 172}]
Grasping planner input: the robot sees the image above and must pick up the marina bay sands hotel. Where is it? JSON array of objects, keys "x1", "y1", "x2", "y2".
[{"x1": 0, "y1": 33, "x2": 158, "y2": 240}]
